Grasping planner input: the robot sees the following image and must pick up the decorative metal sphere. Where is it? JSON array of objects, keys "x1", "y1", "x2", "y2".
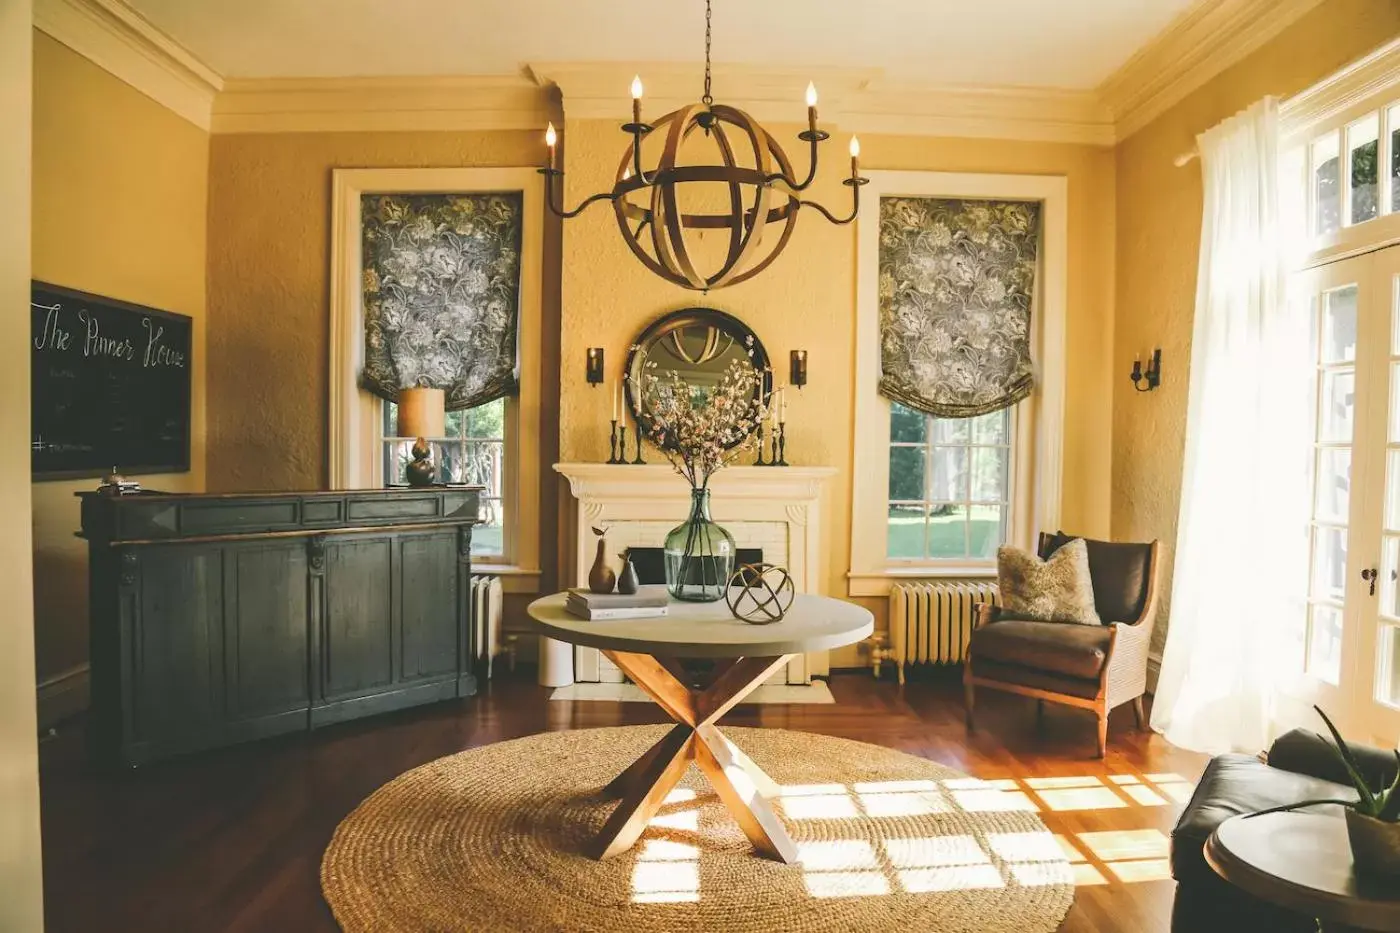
[
  {"x1": 725, "y1": 562, "x2": 795, "y2": 625},
  {"x1": 614, "y1": 104, "x2": 800, "y2": 292}
]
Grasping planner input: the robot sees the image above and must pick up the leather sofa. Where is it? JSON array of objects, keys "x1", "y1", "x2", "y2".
[{"x1": 1171, "y1": 728, "x2": 1399, "y2": 931}]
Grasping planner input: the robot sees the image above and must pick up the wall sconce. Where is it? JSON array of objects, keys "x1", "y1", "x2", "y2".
[
  {"x1": 586, "y1": 347, "x2": 605, "y2": 386},
  {"x1": 790, "y1": 350, "x2": 808, "y2": 389},
  {"x1": 1130, "y1": 349, "x2": 1162, "y2": 392}
]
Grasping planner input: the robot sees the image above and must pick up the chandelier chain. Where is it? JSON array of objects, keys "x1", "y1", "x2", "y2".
[{"x1": 702, "y1": 0, "x2": 713, "y2": 107}]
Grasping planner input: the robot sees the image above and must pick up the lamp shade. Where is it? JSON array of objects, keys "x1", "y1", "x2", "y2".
[{"x1": 396, "y1": 387, "x2": 445, "y2": 439}]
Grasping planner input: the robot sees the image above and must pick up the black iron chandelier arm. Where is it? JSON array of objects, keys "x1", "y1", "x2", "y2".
[
  {"x1": 763, "y1": 134, "x2": 822, "y2": 191},
  {"x1": 796, "y1": 178, "x2": 865, "y2": 226},
  {"x1": 538, "y1": 169, "x2": 619, "y2": 220}
]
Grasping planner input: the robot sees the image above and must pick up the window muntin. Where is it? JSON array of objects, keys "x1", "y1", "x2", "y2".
[
  {"x1": 887, "y1": 402, "x2": 1014, "y2": 563},
  {"x1": 383, "y1": 397, "x2": 506, "y2": 558}
]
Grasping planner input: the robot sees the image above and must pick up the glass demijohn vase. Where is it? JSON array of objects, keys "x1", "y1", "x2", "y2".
[{"x1": 663, "y1": 487, "x2": 735, "y2": 602}]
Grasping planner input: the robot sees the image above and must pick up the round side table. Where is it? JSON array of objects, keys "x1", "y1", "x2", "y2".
[
  {"x1": 527, "y1": 592, "x2": 873, "y2": 865},
  {"x1": 1205, "y1": 811, "x2": 1400, "y2": 932}
]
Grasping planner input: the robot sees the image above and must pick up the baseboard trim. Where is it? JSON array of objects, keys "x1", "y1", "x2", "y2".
[
  {"x1": 37, "y1": 663, "x2": 90, "y2": 731},
  {"x1": 1146, "y1": 652, "x2": 1162, "y2": 696}
]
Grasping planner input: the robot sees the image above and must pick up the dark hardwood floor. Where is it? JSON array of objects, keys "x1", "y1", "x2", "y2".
[{"x1": 38, "y1": 668, "x2": 1204, "y2": 933}]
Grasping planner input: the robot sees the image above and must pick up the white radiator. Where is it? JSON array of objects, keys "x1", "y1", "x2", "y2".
[
  {"x1": 888, "y1": 581, "x2": 1000, "y2": 683},
  {"x1": 471, "y1": 575, "x2": 504, "y2": 678}
]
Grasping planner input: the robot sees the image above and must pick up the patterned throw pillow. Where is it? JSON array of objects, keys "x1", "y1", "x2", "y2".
[{"x1": 996, "y1": 538, "x2": 1101, "y2": 626}]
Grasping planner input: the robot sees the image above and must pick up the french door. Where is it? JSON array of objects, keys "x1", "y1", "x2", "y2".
[{"x1": 1295, "y1": 246, "x2": 1400, "y2": 746}]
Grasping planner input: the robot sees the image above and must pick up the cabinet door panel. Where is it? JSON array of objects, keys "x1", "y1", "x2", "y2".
[
  {"x1": 225, "y1": 543, "x2": 309, "y2": 720},
  {"x1": 322, "y1": 538, "x2": 394, "y2": 698},
  {"x1": 399, "y1": 534, "x2": 459, "y2": 681},
  {"x1": 133, "y1": 546, "x2": 222, "y2": 742}
]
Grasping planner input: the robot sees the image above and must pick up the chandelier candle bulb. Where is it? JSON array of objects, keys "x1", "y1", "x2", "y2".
[
  {"x1": 544, "y1": 121, "x2": 557, "y2": 170},
  {"x1": 850, "y1": 135, "x2": 861, "y2": 175},
  {"x1": 805, "y1": 81, "x2": 818, "y2": 132},
  {"x1": 630, "y1": 75, "x2": 643, "y2": 124}
]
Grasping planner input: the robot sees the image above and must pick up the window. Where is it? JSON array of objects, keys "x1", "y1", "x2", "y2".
[
  {"x1": 887, "y1": 403, "x2": 1014, "y2": 563},
  {"x1": 848, "y1": 170, "x2": 1066, "y2": 597},
  {"x1": 329, "y1": 167, "x2": 544, "y2": 590},
  {"x1": 383, "y1": 397, "x2": 506, "y2": 558}
]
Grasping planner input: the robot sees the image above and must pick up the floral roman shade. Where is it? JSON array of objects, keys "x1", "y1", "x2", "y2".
[
  {"x1": 361, "y1": 192, "x2": 523, "y2": 411},
  {"x1": 877, "y1": 197, "x2": 1041, "y2": 418}
]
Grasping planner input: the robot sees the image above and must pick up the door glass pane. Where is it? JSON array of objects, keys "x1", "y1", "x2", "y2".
[
  {"x1": 1383, "y1": 537, "x2": 1400, "y2": 620},
  {"x1": 1349, "y1": 114, "x2": 1380, "y2": 225},
  {"x1": 1314, "y1": 133, "x2": 1341, "y2": 235},
  {"x1": 888, "y1": 505, "x2": 926, "y2": 559},
  {"x1": 1309, "y1": 604, "x2": 1344, "y2": 685},
  {"x1": 1311, "y1": 526, "x2": 1349, "y2": 603},
  {"x1": 1322, "y1": 285, "x2": 1358, "y2": 362},
  {"x1": 1315, "y1": 448, "x2": 1351, "y2": 523},
  {"x1": 927, "y1": 505, "x2": 968, "y2": 559},
  {"x1": 1319, "y1": 370, "x2": 1356, "y2": 442},
  {"x1": 1383, "y1": 626, "x2": 1400, "y2": 707},
  {"x1": 1387, "y1": 451, "x2": 1400, "y2": 532},
  {"x1": 1391, "y1": 105, "x2": 1400, "y2": 214}
]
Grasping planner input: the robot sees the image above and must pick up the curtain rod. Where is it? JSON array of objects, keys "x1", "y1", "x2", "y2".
[{"x1": 1173, "y1": 149, "x2": 1198, "y2": 168}]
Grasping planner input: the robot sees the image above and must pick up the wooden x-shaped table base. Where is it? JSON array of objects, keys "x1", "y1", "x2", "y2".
[{"x1": 590, "y1": 650, "x2": 798, "y2": 864}]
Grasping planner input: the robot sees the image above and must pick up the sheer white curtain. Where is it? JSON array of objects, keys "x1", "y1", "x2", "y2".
[{"x1": 1151, "y1": 98, "x2": 1313, "y2": 754}]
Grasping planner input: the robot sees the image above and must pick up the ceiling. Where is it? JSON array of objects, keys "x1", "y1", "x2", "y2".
[{"x1": 123, "y1": 0, "x2": 1199, "y2": 90}]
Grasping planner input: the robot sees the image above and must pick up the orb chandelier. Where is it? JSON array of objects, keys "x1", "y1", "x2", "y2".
[{"x1": 538, "y1": 0, "x2": 866, "y2": 292}]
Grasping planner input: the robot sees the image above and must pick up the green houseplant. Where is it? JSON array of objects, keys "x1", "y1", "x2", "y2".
[{"x1": 1248, "y1": 706, "x2": 1400, "y2": 878}]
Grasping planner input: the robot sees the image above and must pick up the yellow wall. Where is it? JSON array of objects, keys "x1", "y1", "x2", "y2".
[
  {"x1": 205, "y1": 130, "x2": 563, "y2": 600},
  {"x1": 1113, "y1": 0, "x2": 1400, "y2": 657},
  {"x1": 30, "y1": 32, "x2": 209, "y2": 704},
  {"x1": 559, "y1": 119, "x2": 1117, "y2": 628},
  {"x1": 2, "y1": 4, "x2": 46, "y2": 929}
]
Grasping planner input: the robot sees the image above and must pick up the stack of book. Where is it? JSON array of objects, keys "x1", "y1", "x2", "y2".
[{"x1": 565, "y1": 585, "x2": 670, "y2": 620}]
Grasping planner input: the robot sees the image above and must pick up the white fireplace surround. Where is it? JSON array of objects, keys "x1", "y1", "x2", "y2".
[{"x1": 554, "y1": 463, "x2": 838, "y2": 685}]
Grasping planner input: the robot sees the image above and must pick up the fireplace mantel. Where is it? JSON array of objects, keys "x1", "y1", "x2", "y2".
[{"x1": 553, "y1": 463, "x2": 838, "y2": 684}]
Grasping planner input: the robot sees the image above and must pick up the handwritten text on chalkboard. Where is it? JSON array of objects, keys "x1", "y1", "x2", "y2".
[{"x1": 31, "y1": 282, "x2": 191, "y2": 478}]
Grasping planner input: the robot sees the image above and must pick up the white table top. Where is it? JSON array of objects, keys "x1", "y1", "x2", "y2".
[{"x1": 526, "y1": 592, "x2": 874, "y2": 658}]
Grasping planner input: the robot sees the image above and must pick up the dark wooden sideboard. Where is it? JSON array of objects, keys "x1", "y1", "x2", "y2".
[{"x1": 78, "y1": 487, "x2": 482, "y2": 767}]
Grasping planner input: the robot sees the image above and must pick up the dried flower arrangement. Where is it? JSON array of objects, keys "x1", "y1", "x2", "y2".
[{"x1": 637, "y1": 359, "x2": 769, "y2": 492}]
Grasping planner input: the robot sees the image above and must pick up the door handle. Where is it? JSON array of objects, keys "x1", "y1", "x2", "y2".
[{"x1": 1361, "y1": 567, "x2": 1378, "y2": 596}]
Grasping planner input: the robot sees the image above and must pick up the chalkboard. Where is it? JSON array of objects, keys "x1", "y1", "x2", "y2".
[{"x1": 31, "y1": 282, "x2": 192, "y2": 479}]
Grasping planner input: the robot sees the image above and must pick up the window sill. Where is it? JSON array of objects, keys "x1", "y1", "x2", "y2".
[
  {"x1": 470, "y1": 564, "x2": 542, "y2": 595},
  {"x1": 847, "y1": 567, "x2": 997, "y2": 598}
]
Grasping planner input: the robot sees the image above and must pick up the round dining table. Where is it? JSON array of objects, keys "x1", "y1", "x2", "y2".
[{"x1": 527, "y1": 592, "x2": 873, "y2": 864}]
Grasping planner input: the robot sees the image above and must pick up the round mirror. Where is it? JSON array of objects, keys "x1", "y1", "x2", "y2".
[{"x1": 624, "y1": 308, "x2": 771, "y2": 449}]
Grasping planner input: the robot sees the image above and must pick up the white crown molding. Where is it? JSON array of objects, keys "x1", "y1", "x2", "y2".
[
  {"x1": 1100, "y1": 0, "x2": 1326, "y2": 142},
  {"x1": 844, "y1": 84, "x2": 1113, "y2": 146},
  {"x1": 212, "y1": 76, "x2": 556, "y2": 134},
  {"x1": 529, "y1": 61, "x2": 880, "y2": 125},
  {"x1": 1280, "y1": 36, "x2": 1400, "y2": 143},
  {"x1": 531, "y1": 61, "x2": 1113, "y2": 145},
  {"x1": 34, "y1": 0, "x2": 222, "y2": 131}
]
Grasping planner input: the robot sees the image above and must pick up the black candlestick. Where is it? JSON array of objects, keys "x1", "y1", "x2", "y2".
[
  {"x1": 630, "y1": 421, "x2": 647, "y2": 464},
  {"x1": 775, "y1": 422, "x2": 789, "y2": 466},
  {"x1": 753, "y1": 424, "x2": 768, "y2": 465},
  {"x1": 617, "y1": 424, "x2": 628, "y2": 465},
  {"x1": 607, "y1": 420, "x2": 621, "y2": 464}
]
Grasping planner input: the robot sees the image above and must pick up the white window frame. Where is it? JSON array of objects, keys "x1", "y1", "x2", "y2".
[
  {"x1": 1282, "y1": 37, "x2": 1400, "y2": 270},
  {"x1": 847, "y1": 171, "x2": 1067, "y2": 597},
  {"x1": 328, "y1": 167, "x2": 543, "y2": 592}
]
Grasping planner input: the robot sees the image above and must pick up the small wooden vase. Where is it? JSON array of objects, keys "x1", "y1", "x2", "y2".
[{"x1": 588, "y1": 537, "x2": 616, "y2": 594}]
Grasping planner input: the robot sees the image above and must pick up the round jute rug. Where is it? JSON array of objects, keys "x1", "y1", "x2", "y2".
[{"x1": 322, "y1": 725, "x2": 1074, "y2": 933}]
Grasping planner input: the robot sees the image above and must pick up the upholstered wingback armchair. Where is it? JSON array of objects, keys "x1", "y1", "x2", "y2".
[{"x1": 964, "y1": 533, "x2": 1161, "y2": 758}]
